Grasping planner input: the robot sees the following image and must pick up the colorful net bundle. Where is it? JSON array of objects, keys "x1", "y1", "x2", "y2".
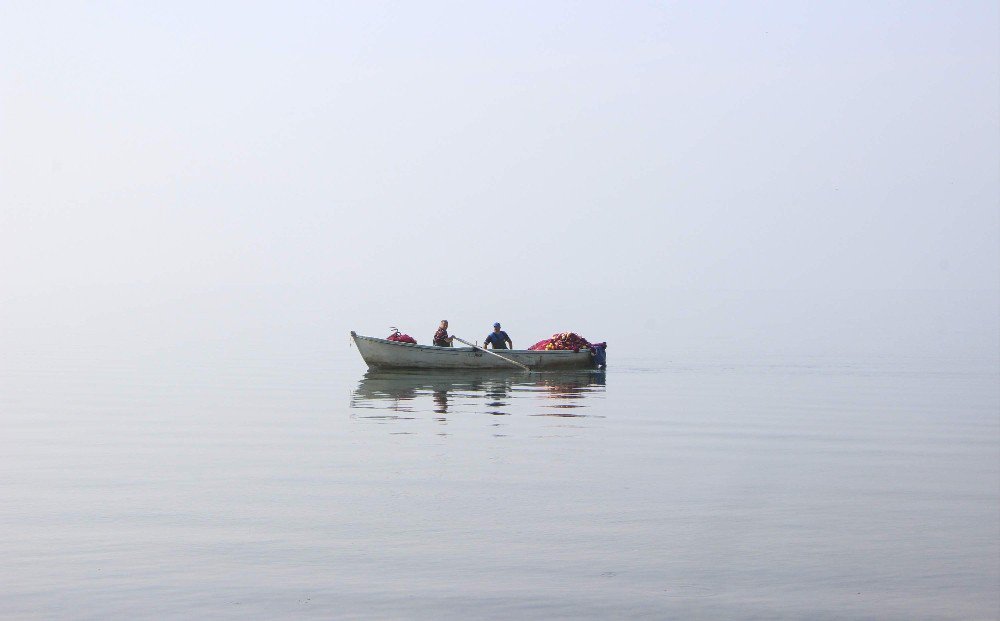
[{"x1": 528, "y1": 332, "x2": 592, "y2": 352}]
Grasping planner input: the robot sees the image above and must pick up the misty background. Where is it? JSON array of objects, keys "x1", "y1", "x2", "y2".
[{"x1": 2, "y1": 1, "x2": 997, "y2": 366}]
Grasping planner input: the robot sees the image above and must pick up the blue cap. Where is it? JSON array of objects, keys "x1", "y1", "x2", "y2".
[{"x1": 493, "y1": 322, "x2": 501, "y2": 328}]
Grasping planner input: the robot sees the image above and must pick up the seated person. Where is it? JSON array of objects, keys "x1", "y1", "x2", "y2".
[
  {"x1": 433, "y1": 320, "x2": 454, "y2": 347},
  {"x1": 484, "y1": 322, "x2": 512, "y2": 349}
]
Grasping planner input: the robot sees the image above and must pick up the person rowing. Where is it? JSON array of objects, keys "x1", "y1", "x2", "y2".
[
  {"x1": 483, "y1": 322, "x2": 512, "y2": 350},
  {"x1": 433, "y1": 320, "x2": 454, "y2": 347}
]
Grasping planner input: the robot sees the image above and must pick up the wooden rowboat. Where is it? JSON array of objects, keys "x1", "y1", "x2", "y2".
[{"x1": 350, "y1": 331, "x2": 603, "y2": 371}]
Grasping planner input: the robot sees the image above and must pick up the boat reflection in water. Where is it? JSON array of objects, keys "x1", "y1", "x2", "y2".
[{"x1": 350, "y1": 370, "x2": 607, "y2": 425}]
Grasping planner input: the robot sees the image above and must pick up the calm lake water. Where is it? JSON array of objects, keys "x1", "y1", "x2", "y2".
[{"x1": 1, "y1": 342, "x2": 997, "y2": 620}]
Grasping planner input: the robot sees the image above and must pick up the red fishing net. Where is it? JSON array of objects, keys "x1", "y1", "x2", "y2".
[
  {"x1": 527, "y1": 332, "x2": 592, "y2": 352},
  {"x1": 387, "y1": 328, "x2": 417, "y2": 344}
]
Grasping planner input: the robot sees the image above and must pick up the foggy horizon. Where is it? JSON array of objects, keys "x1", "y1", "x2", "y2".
[{"x1": 1, "y1": 2, "x2": 997, "y2": 360}]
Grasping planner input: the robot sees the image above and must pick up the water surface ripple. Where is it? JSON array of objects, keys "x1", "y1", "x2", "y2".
[{"x1": 1, "y1": 349, "x2": 997, "y2": 619}]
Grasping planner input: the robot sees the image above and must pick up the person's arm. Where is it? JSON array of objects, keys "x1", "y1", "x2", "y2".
[
  {"x1": 483, "y1": 335, "x2": 491, "y2": 349},
  {"x1": 506, "y1": 337, "x2": 513, "y2": 349}
]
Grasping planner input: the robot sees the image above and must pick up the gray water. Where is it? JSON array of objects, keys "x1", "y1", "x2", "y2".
[{"x1": 1, "y1": 340, "x2": 998, "y2": 620}]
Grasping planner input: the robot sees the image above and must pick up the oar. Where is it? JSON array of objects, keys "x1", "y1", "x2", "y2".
[{"x1": 453, "y1": 336, "x2": 531, "y2": 372}]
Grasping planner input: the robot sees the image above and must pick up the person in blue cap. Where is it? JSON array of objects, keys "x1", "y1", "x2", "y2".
[{"x1": 484, "y1": 322, "x2": 512, "y2": 350}]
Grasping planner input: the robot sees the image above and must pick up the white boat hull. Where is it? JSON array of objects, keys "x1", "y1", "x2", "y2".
[{"x1": 351, "y1": 332, "x2": 598, "y2": 371}]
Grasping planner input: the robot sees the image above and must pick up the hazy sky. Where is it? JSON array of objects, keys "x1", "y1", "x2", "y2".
[{"x1": 1, "y1": 2, "x2": 997, "y2": 357}]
